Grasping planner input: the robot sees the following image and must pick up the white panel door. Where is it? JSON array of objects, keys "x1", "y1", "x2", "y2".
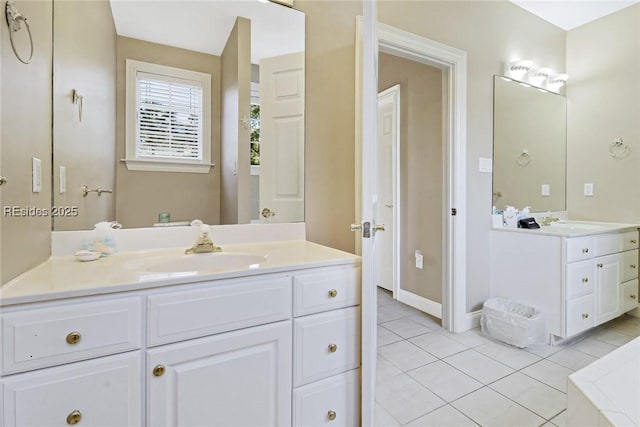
[
  {"x1": 259, "y1": 52, "x2": 305, "y2": 222},
  {"x1": 376, "y1": 85, "x2": 399, "y2": 292},
  {"x1": 147, "y1": 321, "x2": 291, "y2": 427},
  {"x1": 595, "y1": 254, "x2": 622, "y2": 324}
]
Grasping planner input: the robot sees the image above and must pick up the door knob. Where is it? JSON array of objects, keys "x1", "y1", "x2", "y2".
[
  {"x1": 373, "y1": 224, "x2": 385, "y2": 232},
  {"x1": 350, "y1": 223, "x2": 362, "y2": 232},
  {"x1": 261, "y1": 208, "x2": 275, "y2": 218}
]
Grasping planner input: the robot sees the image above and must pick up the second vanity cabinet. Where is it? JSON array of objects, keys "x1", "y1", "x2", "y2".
[
  {"x1": 0, "y1": 261, "x2": 361, "y2": 427},
  {"x1": 491, "y1": 227, "x2": 639, "y2": 343}
]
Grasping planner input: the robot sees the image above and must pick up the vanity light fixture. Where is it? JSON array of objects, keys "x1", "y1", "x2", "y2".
[{"x1": 504, "y1": 60, "x2": 568, "y2": 93}]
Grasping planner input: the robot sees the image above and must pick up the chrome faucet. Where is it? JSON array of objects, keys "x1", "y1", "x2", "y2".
[
  {"x1": 540, "y1": 216, "x2": 559, "y2": 227},
  {"x1": 185, "y1": 225, "x2": 222, "y2": 254}
]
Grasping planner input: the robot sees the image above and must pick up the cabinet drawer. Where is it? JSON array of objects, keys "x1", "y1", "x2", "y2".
[
  {"x1": 620, "y1": 231, "x2": 639, "y2": 252},
  {"x1": 147, "y1": 275, "x2": 291, "y2": 346},
  {"x1": 566, "y1": 260, "x2": 594, "y2": 300},
  {"x1": 566, "y1": 237, "x2": 595, "y2": 262},
  {"x1": 621, "y1": 279, "x2": 639, "y2": 313},
  {"x1": 1, "y1": 297, "x2": 142, "y2": 374},
  {"x1": 1, "y1": 352, "x2": 142, "y2": 427},
  {"x1": 293, "y1": 266, "x2": 360, "y2": 316},
  {"x1": 293, "y1": 369, "x2": 360, "y2": 427},
  {"x1": 566, "y1": 294, "x2": 594, "y2": 337},
  {"x1": 621, "y1": 250, "x2": 639, "y2": 283},
  {"x1": 293, "y1": 307, "x2": 360, "y2": 387}
]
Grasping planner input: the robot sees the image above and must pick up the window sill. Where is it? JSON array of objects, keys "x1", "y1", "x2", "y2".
[{"x1": 121, "y1": 159, "x2": 214, "y2": 174}]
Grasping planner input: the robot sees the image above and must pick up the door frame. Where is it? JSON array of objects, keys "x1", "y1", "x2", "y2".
[
  {"x1": 357, "y1": 15, "x2": 468, "y2": 425},
  {"x1": 376, "y1": 84, "x2": 401, "y2": 298}
]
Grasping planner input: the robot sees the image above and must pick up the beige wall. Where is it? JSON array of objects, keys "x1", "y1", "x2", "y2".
[
  {"x1": 295, "y1": 0, "x2": 362, "y2": 253},
  {"x1": 1, "y1": 0, "x2": 53, "y2": 284},
  {"x1": 115, "y1": 37, "x2": 221, "y2": 228},
  {"x1": 53, "y1": 0, "x2": 116, "y2": 231},
  {"x1": 220, "y1": 18, "x2": 251, "y2": 224},
  {"x1": 378, "y1": 1, "x2": 566, "y2": 311},
  {"x1": 378, "y1": 53, "x2": 443, "y2": 302},
  {"x1": 566, "y1": 5, "x2": 640, "y2": 222}
]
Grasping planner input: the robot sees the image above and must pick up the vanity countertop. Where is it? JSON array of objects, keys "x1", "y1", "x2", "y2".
[
  {"x1": 493, "y1": 220, "x2": 640, "y2": 237},
  {"x1": 0, "y1": 240, "x2": 360, "y2": 306}
]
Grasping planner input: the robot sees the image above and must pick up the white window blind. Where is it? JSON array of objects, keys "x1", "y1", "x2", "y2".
[{"x1": 137, "y1": 73, "x2": 203, "y2": 161}]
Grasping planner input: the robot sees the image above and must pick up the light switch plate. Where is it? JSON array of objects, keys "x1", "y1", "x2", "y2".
[
  {"x1": 415, "y1": 250, "x2": 423, "y2": 269},
  {"x1": 478, "y1": 157, "x2": 493, "y2": 173},
  {"x1": 584, "y1": 183, "x2": 594, "y2": 197},
  {"x1": 541, "y1": 184, "x2": 550, "y2": 196},
  {"x1": 59, "y1": 166, "x2": 66, "y2": 194},
  {"x1": 32, "y1": 157, "x2": 41, "y2": 193}
]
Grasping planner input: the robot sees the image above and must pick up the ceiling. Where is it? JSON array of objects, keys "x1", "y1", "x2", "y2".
[
  {"x1": 109, "y1": 1, "x2": 305, "y2": 63},
  {"x1": 510, "y1": 0, "x2": 640, "y2": 30}
]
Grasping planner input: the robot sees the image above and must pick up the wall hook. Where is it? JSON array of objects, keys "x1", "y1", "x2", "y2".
[
  {"x1": 72, "y1": 89, "x2": 83, "y2": 122},
  {"x1": 609, "y1": 137, "x2": 631, "y2": 159}
]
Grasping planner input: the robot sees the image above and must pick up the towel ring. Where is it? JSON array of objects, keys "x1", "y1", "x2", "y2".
[
  {"x1": 5, "y1": 1, "x2": 34, "y2": 64},
  {"x1": 609, "y1": 138, "x2": 631, "y2": 159},
  {"x1": 516, "y1": 149, "x2": 531, "y2": 166}
]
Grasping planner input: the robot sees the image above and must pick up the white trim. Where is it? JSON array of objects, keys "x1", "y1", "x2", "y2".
[
  {"x1": 124, "y1": 59, "x2": 212, "y2": 173},
  {"x1": 377, "y1": 23, "x2": 468, "y2": 334},
  {"x1": 398, "y1": 289, "x2": 443, "y2": 319},
  {"x1": 462, "y1": 309, "x2": 483, "y2": 330},
  {"x1": 250, "y1": 165, "x2": 260, "y2": 176},
  {"x1": 120, "y1": 159, "x2": 213, "y2": 174}
]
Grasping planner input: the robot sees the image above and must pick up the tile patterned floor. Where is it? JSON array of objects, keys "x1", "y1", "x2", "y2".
[{"x1": 374, "y1": 287, "x2": 640, "y2": 427}]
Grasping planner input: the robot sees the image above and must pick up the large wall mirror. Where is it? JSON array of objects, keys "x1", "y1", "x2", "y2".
[
  {"x1": 493, "y1": 75, "x2": 567, "y2": 212},
  {"x1": 52, "y1": 0, "x2": 305, "y2": 231}
]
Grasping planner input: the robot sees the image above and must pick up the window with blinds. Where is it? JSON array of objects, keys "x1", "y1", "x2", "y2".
[
  {"x1": 125, "y1": 60, "x2": 212, "y2": 173},
  {"x1": 137, "y1": 74, "x2": 203, "y2": 160}
]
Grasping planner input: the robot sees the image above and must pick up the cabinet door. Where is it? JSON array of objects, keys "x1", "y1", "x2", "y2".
[
  {"x1": 2, "y1": 352, "x2": 141, "y2": 427},
  {"x1": 621, "y1": 250, "x2": 639, "y2": 283},
  {"x1": 147, "y1": 321, "x2": 291, "y2": 427},
  {"x1": 566, "y1": 294, "x2": 595, "y2": 337},
  {"x1": 595, "y1": 254, "x2": 622, "y2": 324}
]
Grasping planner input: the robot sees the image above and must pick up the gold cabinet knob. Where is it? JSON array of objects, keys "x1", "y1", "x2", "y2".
[
  {"x1": 582, "y1": 313, "x2": 589, "y2": 319},
  {"x1": 631, "y1": 294, "x2": 637, "y2": 300},
  {"x1": 582, "y1": 248, "x2": 589, "y2": 254},
  {"x1": 152, "y1": 364, "x2": 166, "y2": 377},
  {"x1": 66, "y1": 332, "x2": 81, "y2": 345},
  {"x1": 597, "y1": 263, "x2": 603, "y2": 268},
  {"x1": 631, "y1": 239, "x2": 637, "y2": 244},
  {"x1": 631, "y1": 264, "x2": 637, "y2": 269},
  {"x1": 581, "y1": 277, "x2": 589, "y2": 283},
  {"x1": 328, "y1": 344, "x2": 338, "y2": 353},
  {"x1": 328, "y1": 289, "x2": 338, "y2": 298},
  {"x1": 66, "y1": 410, "x2": 82, "y2": 425},
  {"x1": 327, "y1": 410, "x2": 337, "y2": 421}
]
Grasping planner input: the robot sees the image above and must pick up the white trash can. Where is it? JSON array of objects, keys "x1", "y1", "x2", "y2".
[{"x1": 480, "y1": 298, "x2": 544, "y2": 348}]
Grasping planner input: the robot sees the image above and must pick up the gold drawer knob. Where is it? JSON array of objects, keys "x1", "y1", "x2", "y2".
[
  {"x1": 582, "y1": 313, "x2": 589, "y2": 319},
  {"x1": 631, "y1": 239, "x2": 637, "y2": 244},
  {"x1": 631, "y1": 294, "x2": 637, "y2": 300},
  {"x1": 581, "y1": 277, "x2": 589, "y2": 283},
  {"x1": 67, "y1": 410, "x2": 82, "y2": 425},
  {"x1": 153, "y1": 364, "x2": 166, "y2": 377},
  {"x1": 327, "y1": 410, "x2": 337, "y2": 421},
  {"x1": 631, "y1": 264, "x2": 637, "y2": 269},
  {"x1": 66, "y1": 332, "x2": 82, "y2": 345},
  {"x1": 328, "y1": 289, "x2": 338, "y2": 298},
  {"x1": 582, "y1": 248, "x2": 589, "y2": 254},
  {"x1": 328, "y1": 344, "x2": 338, "y2": 353}
]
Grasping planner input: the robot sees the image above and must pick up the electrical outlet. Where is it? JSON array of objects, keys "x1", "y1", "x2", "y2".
[
  {"x1": 415, "y1": 250, "x2": 423, "y2": 269},
  {"x1": 584, "y1": 183, "x2": 594, "y2": 197},
  {"x1": 541, "y1": 184, "x2": 550, "y2": 196},
  {"x1": 32, "y1": 157, "x2": 41, "y2": 193}
]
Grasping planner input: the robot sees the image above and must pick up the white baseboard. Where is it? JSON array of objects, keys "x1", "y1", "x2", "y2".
[
  {"x1": 458, "y1": 309, "x2": 482, "y2": 332},
  {"x1": 397, "y1": 289, "x2": 442, "y2": 319}
]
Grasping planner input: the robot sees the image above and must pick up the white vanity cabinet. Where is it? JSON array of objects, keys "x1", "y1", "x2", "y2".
[
  {"x1": 0, "y1": 256, "x2": 361, "y2": 427},
  {"x1": 491, "y1": 228, "x2": 639, "y2": 342}
]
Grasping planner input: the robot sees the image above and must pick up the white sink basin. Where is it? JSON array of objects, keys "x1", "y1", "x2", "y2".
[
  {"x1": 145, "y1": 253, "x2": 266, "y2": 273},
  {"x1": 548, "y1": 221, "x2": 609, "y2": 231}
]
